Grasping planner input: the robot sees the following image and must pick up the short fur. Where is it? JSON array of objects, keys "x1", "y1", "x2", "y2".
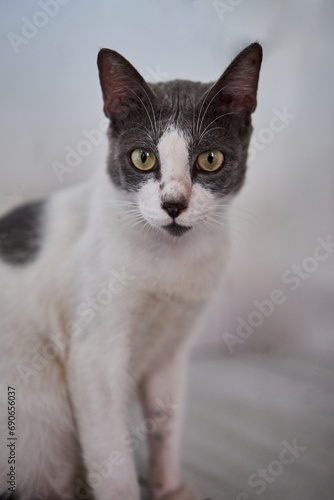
[
  {"x1": 0, "y1": 44, "x2": 262, "y2": 500},
  {"x1": 0, "y1": 201, "x2": 45, "y2": 264}
]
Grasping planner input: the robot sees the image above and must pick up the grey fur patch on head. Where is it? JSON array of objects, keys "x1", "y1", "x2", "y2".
[
  {"x1": 97, "y1": 44, "x2": 262, "y2": 196},
  {"x1": 0, "y1": 200, "x2": 45, "y2": 265}
]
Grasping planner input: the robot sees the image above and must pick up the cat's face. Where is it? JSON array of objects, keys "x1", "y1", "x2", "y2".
[{"x1": 98, "y1": 44, "x2": 262, "y2": 238}]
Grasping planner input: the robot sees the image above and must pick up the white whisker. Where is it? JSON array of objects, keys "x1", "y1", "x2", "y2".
[
  {"x1": 198, "y1": 125, "x2": 228, "y2": 141},
  {"x1": 197, "y1": 83, "x2": 230, "y2": 136},
  {"x1": 138, "y1": 82, "x2": 158, "y2": 134},
  {"x1": 125, "y1": 85, "x2": 156, "y2": 137},
  {"x1": 195, "y1": 85, "x2": 213, "y2": 135},
  {"x1": 199, "y1": 112, "x2": 234, "y2": 141}
]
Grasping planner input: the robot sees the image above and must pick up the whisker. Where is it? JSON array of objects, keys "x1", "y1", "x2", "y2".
[
  {"x1": 142, "y1": 220, "x2": 155, "y2": 241},
  {"x1": 106, "y1": 200, "x2": 139, "y2": 206},
  {"x1": 192, "y1": 102, "x2": 195, "y2": 136},
  {"x1": 195, "y1": 85, "x2": 213, "y2": 136},
  {"x1": 205, "y1": 216, "x2": 246, "y2": 240},
  {"x1": 198, "y1": 126, "x2": 227, "y2": 141},
  {"x1": 206, "y1": 216, "x2": 226, "y2": 227},
  {"x1": 120, "y1": 208, "x2": 142, "y2": 214},
  {"x1": 136, "y1": 81, "x2": 158, "y2": 134},
  {"x1": 199, "y1": 112, "x2": 234, "y2": 141},
  {"x1": 121, "y1": 215, "x2": 147, "y2": 234},
  {"x1": 125, "y1": 85, "x2": 156, "y2": 137},
  {"x1": 158, "y1": 97, "x2": 167, "y2": 135},
  {"x1": 128, "y1": 126, "x2": 155, "y2": 141},
  {"x1": 121, "y1": 214, "x2": 143, "y2": 223},
  {"x1": 197, "y1": 83, "x2": 230, "y2": 136},
  {"x1": 216, "y1": 205, "x2": 262, "y2": 231}
]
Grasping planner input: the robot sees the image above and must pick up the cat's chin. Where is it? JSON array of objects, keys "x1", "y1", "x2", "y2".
[{"x1": 163, "y1": 222, "x2": 192, "y2": 237}]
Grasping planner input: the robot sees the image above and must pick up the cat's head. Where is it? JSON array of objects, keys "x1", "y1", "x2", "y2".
[{"x1": 97, "y1": 44, "x2": 262, "y2": 238}]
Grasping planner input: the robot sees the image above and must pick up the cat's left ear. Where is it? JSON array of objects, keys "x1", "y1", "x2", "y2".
[
  {"x1": 97, "y1": 48, "x2": 156, "y2": 124},
  {"x1": 205, "y1": 42, "x2": 263, "y2": 115}
]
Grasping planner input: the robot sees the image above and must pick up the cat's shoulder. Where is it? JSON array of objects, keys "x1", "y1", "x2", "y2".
[{"x1": 0, "y1": 199, "x2": 45, "y2": 265}]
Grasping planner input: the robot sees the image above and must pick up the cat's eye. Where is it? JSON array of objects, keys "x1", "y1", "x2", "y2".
[
  {"x1": 196, "y1": 149, "x2": 224, "y2": 172},
  {"x1": 131, "y1": 149, "x2": 157, "y2": 171}
]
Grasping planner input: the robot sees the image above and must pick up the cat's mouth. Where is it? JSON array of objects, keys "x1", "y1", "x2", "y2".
[{"x1": 163, "y1": 222, "x2": 192, "y2": 237}]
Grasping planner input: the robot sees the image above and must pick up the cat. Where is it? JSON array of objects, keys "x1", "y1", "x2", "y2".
[{"x1": 0, "y1": 42, "x2": 262, "y2": 500}]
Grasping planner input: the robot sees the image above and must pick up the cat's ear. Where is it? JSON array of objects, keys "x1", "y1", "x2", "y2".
[
  {"x1": 205, "y1": 43, "x2": 262, "y2": 115},
  {"x1": 97, "y1": 48, "x2": 155, "y2": 123}
]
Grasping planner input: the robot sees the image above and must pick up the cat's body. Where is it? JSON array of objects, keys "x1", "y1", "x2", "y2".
[{"x1": 0, "y1": 44, "x2": 262, "y2": 500}]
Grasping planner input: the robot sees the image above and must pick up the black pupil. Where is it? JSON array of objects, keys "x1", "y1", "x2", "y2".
[
  {"x1": 141, "y1": 152, "x2": 147, "y2": 163},
  {"x1": 208, "y1": 153, "x2": 214, "y2": 164}
]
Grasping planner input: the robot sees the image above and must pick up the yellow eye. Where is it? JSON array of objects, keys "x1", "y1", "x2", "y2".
[
  {"x1": 131, "y1": 149, "x2": 157, "y2": 171},
  {"x1": 197, "y1": 149, "x2": 224, "y2": 172}
]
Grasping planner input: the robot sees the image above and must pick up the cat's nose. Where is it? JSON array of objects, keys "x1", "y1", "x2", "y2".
[{"x1": 162, "y1": 199, "x2": 187, "y2": 219}]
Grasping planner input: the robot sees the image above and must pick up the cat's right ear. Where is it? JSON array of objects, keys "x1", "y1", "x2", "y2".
[
  {"x1": 97, "y1": 49, "x2": 155, "y2": 125},
  {"x1": 200, "y1": 43, "x2": 263, "y2": 116}
]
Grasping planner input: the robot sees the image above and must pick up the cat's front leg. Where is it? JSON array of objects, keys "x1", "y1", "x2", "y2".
[
  {"x1": 139, "y1": 348, "x2": 199, "y2": 500},
  {"x1": 159, "y1": 483, "x2": 199, "y2": 500},
  {"x1": 68, "y1": 334, "x2": 140, "y2": 500}
]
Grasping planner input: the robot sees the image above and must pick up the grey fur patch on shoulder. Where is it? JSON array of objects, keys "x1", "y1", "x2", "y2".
[
  {"x1": 0, "y1": 200, "x2": 45, "y2": 265},
  {"x1": 0, "y1": 492, "x2": 20, "y2": 499}
]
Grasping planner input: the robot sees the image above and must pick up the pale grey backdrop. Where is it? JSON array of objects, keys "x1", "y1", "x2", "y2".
[{"x1": 1, "y1": 1, "x2": 334, "y2": 499}]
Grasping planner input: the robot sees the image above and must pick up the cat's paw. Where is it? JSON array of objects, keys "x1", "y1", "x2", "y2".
[{"x1": 160, "y1": 483, "x2": 199, "y2": 500}]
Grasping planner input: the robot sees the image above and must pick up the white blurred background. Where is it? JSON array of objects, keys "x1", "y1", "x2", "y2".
[{"x1": 1, "y1": 1, "x2": 334, "y2": 499}]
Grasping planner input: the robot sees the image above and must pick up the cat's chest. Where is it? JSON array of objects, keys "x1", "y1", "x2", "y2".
[
  {"x1": 121, "y1": 251, "x2": 224, "y2": 378},
  {"x1": 75, "y1": 227, "x2": 227, "y2": 378},
  {"x1": 127, "y1": 288, "x2": 204, "y2": 380}
]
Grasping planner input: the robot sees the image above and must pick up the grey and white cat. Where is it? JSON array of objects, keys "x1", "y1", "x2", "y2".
[{"x1": 0, "y1": 43, "x2": 262, "y2": 500}]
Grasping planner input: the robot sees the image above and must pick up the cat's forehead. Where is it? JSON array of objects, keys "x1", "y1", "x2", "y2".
[
  {"x1": 150, "y1": 80, "x2": 211, "y2": 125},
  {"x1": 151, "y1": 80, "x2": 210, "y2": 104},
  {"x1": 113, "y1": 80, "x2": 214, "y2": 149}
]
